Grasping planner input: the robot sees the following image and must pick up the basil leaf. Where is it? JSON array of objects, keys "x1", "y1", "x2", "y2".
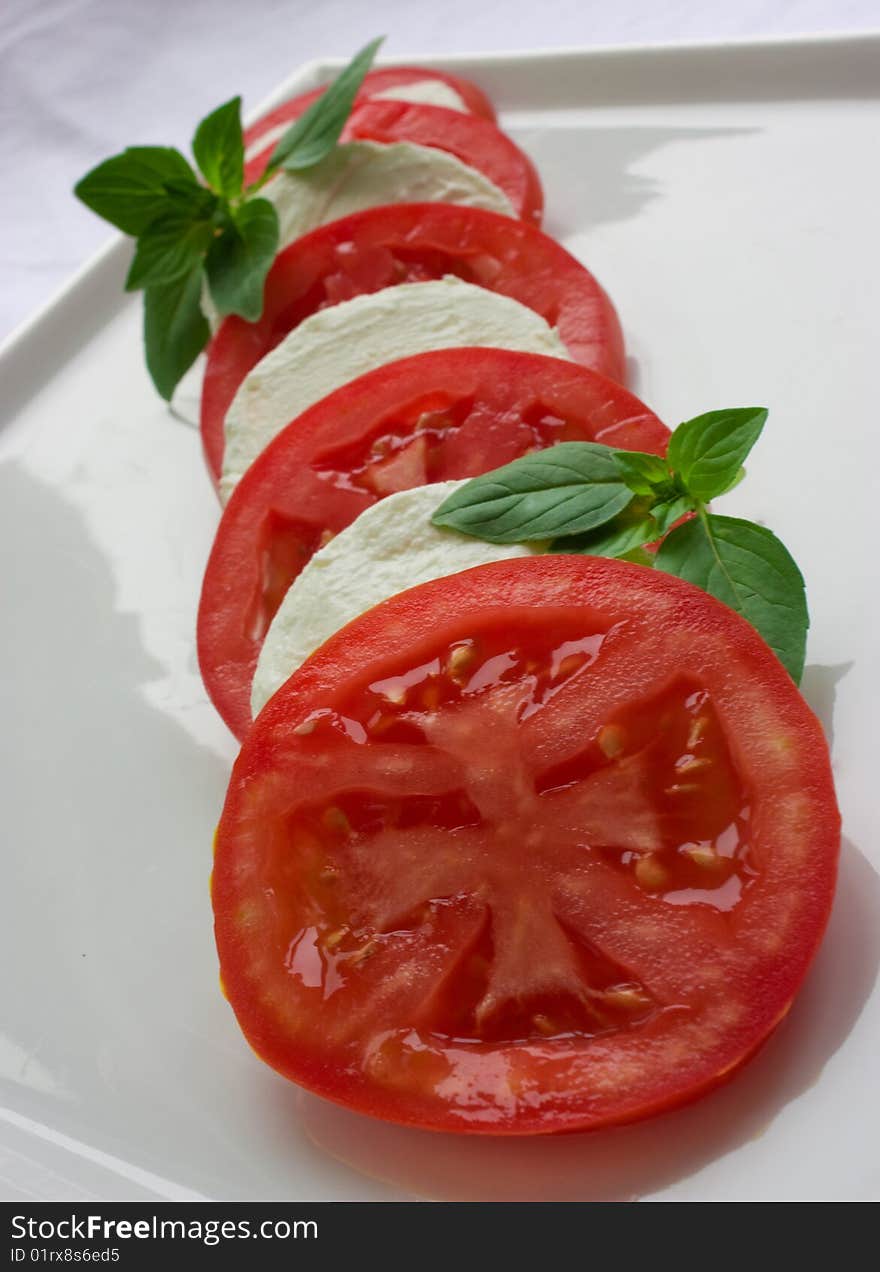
[
  {"x1": 192, "y1": 96, "x2": 244, "y2": 196},
  {"x1": 431, "y1": 443, "x2": 635, "y2": 543},
  {"x1": 620, "y1": 547, "x2": 655, "y2": 566},
  {"x1": 160, "y1": 179, "x2": 218, "y2": 214},
  {"x1": 651, "y1": 494, "x2": 692, "y2": 535},
  {"x1": 143, "y1": 268, "x2": 210, "y2": 401},
  {"x1": 655, "y1": 513, "x2": 808, "y2": 682},
  {"x1": 667, "y1": 408, "x2": 767, "y2": 502},
  {"x1": 74, "y1": 146, "x2": 197, "y2": 235},
  {"x1": 268, "y1": 36, "x2": 384, "y2": 173},
  {"x1": 613, "y1": 449, "x2": 670, "y2": 495},
  {"x1": 552, "y1": 497, "x2": 659, "y2": 558},
  {"x1": 125, "y1": 208, "x2": 215, "y2": 291},
  {"x1": 205, "y1": 198, "x2": 279, "y2": 321}
]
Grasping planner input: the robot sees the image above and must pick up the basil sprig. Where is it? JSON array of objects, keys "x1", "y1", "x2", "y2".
[
  {"x1": 74, "y1": 37, "x2": 383, "y2": 400},
  {"x1": 432, "y1": 407, "x2": 809, "y2": 682}
]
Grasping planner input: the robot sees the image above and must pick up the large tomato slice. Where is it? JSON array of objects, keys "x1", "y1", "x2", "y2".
[
  {"x1": 243, "y1": 67, "x2": 496, "y2": 162},
  {"x1": 213, "y1": 555, "x2": 840, "y2": 1135},
  {"x1": 243, "y1": 100, "x2": 544, "y2": 225},
  {"x1": 198, "y1": 348, "x2": 669, "y2": 739},
  {"x1": 200, "y1": 203, "x2": 627, "y2": 483}
]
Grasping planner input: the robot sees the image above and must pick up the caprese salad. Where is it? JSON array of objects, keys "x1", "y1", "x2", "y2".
[{"x1": 75, "y1": 39, "x2": 839, "y2": 1138}]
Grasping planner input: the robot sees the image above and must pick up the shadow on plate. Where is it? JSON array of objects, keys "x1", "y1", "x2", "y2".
[
  {"x1": 800, "y1": 661, "x2": 853, "y2": 751},
  {"x1": 513, "y1": 124, "x2": 758, "y2": 240}
]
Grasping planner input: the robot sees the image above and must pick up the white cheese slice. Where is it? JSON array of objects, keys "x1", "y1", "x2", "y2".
[
  {"x1": 261, "y1": 140, "x2": 513, "y2": 255},
  {"x1": 251, "y1": 481, "x2": 541, "y2": 716},
  {"x1": 221, "y1": 277, "x2": 571, "y2": 501},
  {"x1": 243, "y1": 79, "x2": 470, "y2": 163},
  {"x1": 370, "y1": 81, "x2": 468, "y2": 113}
]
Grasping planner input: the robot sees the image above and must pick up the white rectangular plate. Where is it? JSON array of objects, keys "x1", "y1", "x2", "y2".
[{"x1": 2, "y1": 34, "x2": 879, "y2": 1203}]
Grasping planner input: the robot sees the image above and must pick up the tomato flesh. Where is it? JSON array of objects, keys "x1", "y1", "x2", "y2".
[
  {"x1": 213, "y1": 556, "x2": 840, "y2": 1134},
  {"x1": 198, "y1": 349, "x2": 669, "y2": 739},
  {"x1": 200, "y1": 203, "x2": 627, "y2": 484}
]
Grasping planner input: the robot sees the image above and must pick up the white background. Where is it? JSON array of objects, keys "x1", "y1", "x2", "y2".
[{"x1": 1, "y1": 0, "x2": 878, "y2": 339}]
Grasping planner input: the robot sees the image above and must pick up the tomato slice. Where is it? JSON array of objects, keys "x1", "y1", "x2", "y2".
[
  {"x1": 200, "y1": 203, "x2": 627, "y2": 483},
  {"x1": 243, "y1": 100, "x2": 543, "y2": 226},
  {"x1": 243, "y1": 67, "x2": 496, "y2": 163},
  {"x1": 198, "y1": 348, "x2": 669, "y2": 739},
  {"x1": 213, "y1": 555, "x2": 840, "y2": 1135}
]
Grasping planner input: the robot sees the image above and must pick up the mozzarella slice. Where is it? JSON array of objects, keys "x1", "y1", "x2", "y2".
[
  {"x1": 221, "y1": 277, "x2": 571, "y2": 500},
  {"x1": 243, "y1": 79, "x2": 470, "y2": 163},
  {"x1": 370, "y1": 81, "x2": 468, "y2": 112},
  {"x1": 251, "y1": 482, "x2": 541, "y2": 716},
  {"x1": 261, "y1": 141, "x2": 513, "y2": 255}
]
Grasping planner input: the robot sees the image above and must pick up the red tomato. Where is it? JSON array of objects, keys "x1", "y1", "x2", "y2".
[
  {"x1": 243, "y1": 67, "x2": 496, "y2": 163},
  {"x1": 243, "y1": 100, "x2": 544, "y2": 226},
  {"x1": 198, "y1": 348, "x2": 669, "y2": 740},
  {"x1": 200, "y1": 203, "x2": 627, "y2": 483},
  {"x1": 213, "y1": 554, "x2": 840, "y2": 1135}
]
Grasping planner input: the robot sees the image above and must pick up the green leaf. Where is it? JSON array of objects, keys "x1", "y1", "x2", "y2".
[
  {"x1": 651, "y1": 494, "x2": 692, "y2": 535},
  {"x1": 161, "y1": 179, "x2": 218, "y2": 215},
  {"x1": 268, "y1": 36, "x2": 384, "y2": 173},
  {"x1": 431, "y1": 443, "x2": 635, "y2": 543},
  {"x1": 667, "y1": 408, "x2": 768, "y2": 502},
  {"x1": 655, "y1": 513, "x2": 808, "y2": 682},
  {"x1": 125, "y1": 208, "x2": 215, "y2": 291},
  {"x1": 205, "y1": 198, "x2": 279, "y2": 321},
  {"x1": 619, "y1": 547, "x2": 654, "y2": 566},
  {"x1": 74, "y1": 146, "x2": 198, "y2": 235},
  {"x1": 143, "y1": 268, "x2": 210, "y2": 401},
  {"x1": 613, "y1": 449, "x2": 670, "y2": 495},
  {"x1": 552, "y1": 497, "x2": 659, "y2": 558},
  {"x1": 192, "y1": 96, "x2": 244, "y2": 196}
]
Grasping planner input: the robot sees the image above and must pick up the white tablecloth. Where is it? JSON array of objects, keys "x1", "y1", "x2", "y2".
[{"x1": 1, "y1": 0, "x2": 876, "y2": 339}]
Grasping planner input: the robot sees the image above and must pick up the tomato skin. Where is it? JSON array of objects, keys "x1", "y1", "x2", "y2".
[
  {"x1": 200, "y1": 203, "x2": 627, "y2": 483},
  {"x1": 213, "y1": 555, "x2": 840, "y2": 1135},
  {"x1": 197, "y1": 348, "x2": 668, "y2": 739},
  {"x1": 243, "y1": 67, "x2": 496, "y2": 162}
]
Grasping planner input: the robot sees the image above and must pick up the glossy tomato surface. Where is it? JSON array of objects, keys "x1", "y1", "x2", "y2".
[
  {"x1": 244, "y1": 100, "x2": 544, "y2": 226},
  {"x1": 198, "y1": 349, "x2": 668, "y2": 739},
  {"x1": 213, "y1": 555, "x2": 840, "y2": 1135},
  {"x1": 243, "y1": 67, "x2": 496, "y2": 163},
  {"x1": 201, "y1": 204, "x2": 626, "y2": 482}
]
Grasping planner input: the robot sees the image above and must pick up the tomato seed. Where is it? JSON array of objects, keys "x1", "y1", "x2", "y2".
[
  {"x1": 325, "y1": 927, "x2": 348, "y2": 949},
  {"x1": 352, "y1": 940, "x2": 378, "y2": 964},
  {"x1": 683, "y1": 845, "x2": 722, "y2": 870},
  {"x1": 675, "y1": 755, "x2": 710, "y2": 774},
  {"x1": 532, "y1": 1014, "x2": 557, "y2": 1036},
  {"x1": 556, "y1": 653, "x2": 584, "y2": 680},
  {"x1": 635, "y1": 854, "x2": 668, "y2": 890},
  {"x1": 603, "y1": 987, "x2": 649, "y2": 1011},
  {"x1": 597, "y1": 724, "x2": 625, "y2": 758},
  {"x1": 447, "y1": 644, "x2": 476, "y2": 678},
  {"x1": 293, "y1": 719, "x2": 316, "y2": 736},
  {"x1": 322, "y1": 806, "x2": 351, "y2": 834}
]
